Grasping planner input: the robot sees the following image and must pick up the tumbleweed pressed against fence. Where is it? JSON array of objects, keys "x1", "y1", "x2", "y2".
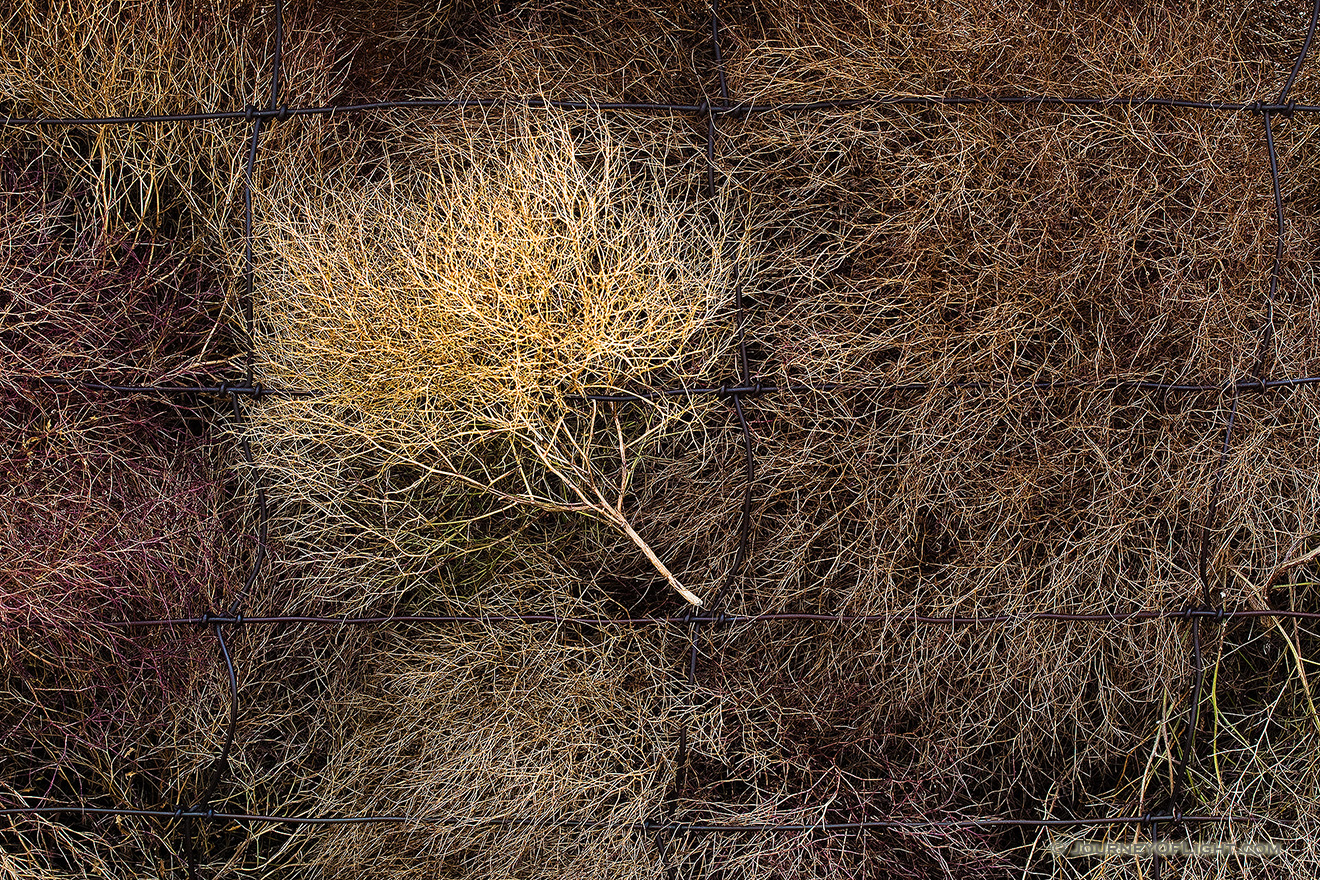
[{"x1": 3, "y1": 1, "x2": 1320, "y2": 878}]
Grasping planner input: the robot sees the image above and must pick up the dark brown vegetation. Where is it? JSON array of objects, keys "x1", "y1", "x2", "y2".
[
  {"x1": 0, "y1": 152, "x2": 245, "y2": 875},
  {"x1": 3, "y1": 1, "x2": 1320, "y2": 878}
]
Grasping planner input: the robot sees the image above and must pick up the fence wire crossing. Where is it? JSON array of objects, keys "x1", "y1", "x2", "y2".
[{"x1": 3, "y1": 1, "x2": 1320, "y2": 877}]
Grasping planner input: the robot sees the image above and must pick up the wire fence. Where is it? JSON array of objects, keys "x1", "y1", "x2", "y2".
[{"x1": 3, "y1": 0, "x2": 1320, "y2": 877}]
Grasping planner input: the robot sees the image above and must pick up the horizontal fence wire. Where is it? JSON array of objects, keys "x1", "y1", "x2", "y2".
[
  {"x1": 3, "y1": 96, "x2": 1320, "y2": 127},
  {"x1": 5, "y1": 0, "x2": 1320, "y2": 874},
  {"x1": 30, "y1": 607, "x2": 1319, "y2": 629},
  {"x1": 0, "y1": 804, "x2": 1269, "y2": 831},
  {"x1": 14, "y1": 372, "x2": 1320, "y2": 402}
]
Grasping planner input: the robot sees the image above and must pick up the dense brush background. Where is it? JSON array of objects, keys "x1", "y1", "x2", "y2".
[{"x1": 2, "y1": 1, "x2": 1320, "y2": 878}]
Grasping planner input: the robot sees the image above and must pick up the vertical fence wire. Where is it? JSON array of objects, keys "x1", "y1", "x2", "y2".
[
  {"x1": 1165, "y1": 3, "x2": 1320, "y2": 872},
  {"x1": 177, "y1": 0, "x2": 285, "y2": 874},
  {"x1": 659, "y1": 3, "x2": 754, "y2": 871}
]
